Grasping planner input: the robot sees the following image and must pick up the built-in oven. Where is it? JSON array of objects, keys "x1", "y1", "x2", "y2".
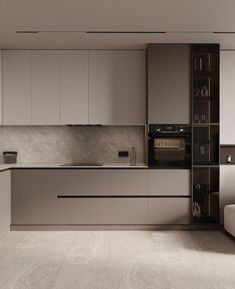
[{"x1": 148, "y1": 125, "x2": 191, "y2": 168}]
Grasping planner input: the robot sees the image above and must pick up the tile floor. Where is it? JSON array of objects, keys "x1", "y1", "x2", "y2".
[{"x1": 0, "y1": 230, "x2": 234, "y2": 289}]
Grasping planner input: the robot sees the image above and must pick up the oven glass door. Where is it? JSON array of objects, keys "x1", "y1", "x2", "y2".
[
  {"x1": 154, "y1": 137, "x2": 186, "y2": 161},
  {"x1": 149, "y1": 135, "x2": 191, "y2": 168}
]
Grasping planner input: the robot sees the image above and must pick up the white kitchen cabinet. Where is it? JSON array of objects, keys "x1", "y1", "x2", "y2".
[
  {"x1": 2, "y1": 49, "x2": 146, "y2": 125},
  {"x1": 60, "y1": 50, "x2": 89, "y2": 124},
  {"x1": 89, "y1": 50, "x2": 117, "y2": 124},
  {"x1": 220, "y1": 51, "x2": 235, "y2": 144},
  {"x1": 32, "y1": 50, "x2": 60, "y2": 125},
  {"x1": 116, "y1": 50, "x2": 146, "y2": 125},
  {"x1": 2, "y1": 50, "x2": 31, "y2": 125},
  {"x1": 0, "y1": 171, "x2": 11, "y2": 231},
  {"x1": 89, "y1": 50, "x2": 146, "y2": 125}
]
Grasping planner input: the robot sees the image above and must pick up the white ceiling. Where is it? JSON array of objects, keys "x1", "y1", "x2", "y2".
[{"x1": 1, "y1": 0, "x2": 235, "y2": 49}]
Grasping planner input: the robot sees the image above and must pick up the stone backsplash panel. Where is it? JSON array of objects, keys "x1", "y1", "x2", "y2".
[{"x1": 0, "y1": 126, "x2": 145, "y2": 164}]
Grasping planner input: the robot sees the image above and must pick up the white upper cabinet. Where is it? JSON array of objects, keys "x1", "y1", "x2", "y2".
[
  {"x1": 2, "y1": 50, "x2": 31, "y2": 125},
  {"x1": 220, "y1": 51, "x2": 235, "y2": 144},
  {"x1": 89, "y1": 50, "x2": 117, "y2": 124},
  {"x1": 31, "y1": 50, "x2": 60, "y2": 125},
  {"x1": 60, "y1": 50, "x2": 89, "y2": 124},
  {"x1": 116, "y1": 50, "x2": 146, "y2": 125},
  {"x1": 1, "y1": 49, "x2": 146, "y2": 125},
  {"x1": 89, "y1": 50, "x2": 146, "y2": 125}
]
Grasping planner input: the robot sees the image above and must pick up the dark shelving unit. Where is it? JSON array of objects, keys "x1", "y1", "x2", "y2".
[{"x1": 191, "y1": 44, "x2": 220, "y2": 224}]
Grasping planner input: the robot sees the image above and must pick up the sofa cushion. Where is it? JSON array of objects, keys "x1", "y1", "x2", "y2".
[{"x1": 224, "y1": 205, "x2": 235, "y2": 237}]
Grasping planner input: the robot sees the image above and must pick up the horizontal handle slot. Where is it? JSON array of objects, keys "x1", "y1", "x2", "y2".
[{"x1": 57, "y1": 195, "x2": 191, "y2": 199}]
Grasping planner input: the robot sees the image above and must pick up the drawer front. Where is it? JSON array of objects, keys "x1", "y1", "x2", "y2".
[
  {"x1": 57, "y1": 198, "x2": 106, "y2": 224},
  {"x1": 57, "y1": 197, "x2": 148, "y2": 225},
  {"x1": 148, "y1": 169, "x2": 190, "y2": 196},
  {"x1": 148, "y1": 197, "x2": 191, "y2": 224},
  {"x1": 104, "y1": 170, "x2": 148, "y2": 195},
  {"x1": 103, "y1": 198, "x2": 148, "y2": 224},
  {"x1": 55, "y1": 170, "x2": 104, "y2": 196}
]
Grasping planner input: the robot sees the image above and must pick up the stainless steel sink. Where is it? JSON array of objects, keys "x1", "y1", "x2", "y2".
[{"x1": 60, "y1": 162, "x2": 103, "y2": 166}]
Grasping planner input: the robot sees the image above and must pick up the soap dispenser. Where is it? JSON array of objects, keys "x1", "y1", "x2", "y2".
[{"x1": 130, "y1": 147, "x2": 136, "y2": 166}]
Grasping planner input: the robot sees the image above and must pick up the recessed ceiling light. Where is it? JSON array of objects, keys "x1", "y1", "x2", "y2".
[
  {"x1": 16, "y1": 31, "x2": 39, "y2": 33},
  {"x1": 213, "y1": 32, "x2": 235, "y2": 34},
  {"x1": 85, "y1": 31, "x2": 166, "y2": 34}
]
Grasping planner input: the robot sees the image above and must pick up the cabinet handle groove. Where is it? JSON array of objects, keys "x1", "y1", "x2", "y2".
[{"x1": 57, "y1": 195, "x2": 191, "y2": 198}]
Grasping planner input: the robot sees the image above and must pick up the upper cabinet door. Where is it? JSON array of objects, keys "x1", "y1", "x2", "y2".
[
  {"x1": 89, "y1": 50, "x2": 117, "y2": 125},
  {"x1": 148, "y1": 44, "x2": 190, "y2": 124},
  {"x1": 60, "y1": 50, "x2": 89, "y2": 124},
  {"x1": 2, "y1": 50, "x2": 31, "y2": 125},
  {"x1": 116, "y1": 50, "x2": 146, "y2": 125},
  {"x1": 32, "y1": 50, "x2": 60, "y2": 125},
  {"x1": 220, "y1": 51, "x2": 235, "y2": 144}
]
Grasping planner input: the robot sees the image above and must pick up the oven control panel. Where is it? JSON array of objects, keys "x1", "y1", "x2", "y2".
[{"x1": 149, "y1": 125, "x2": 190, "y2": 135}]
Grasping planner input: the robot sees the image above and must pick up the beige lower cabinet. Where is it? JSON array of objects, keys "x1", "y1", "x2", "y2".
[
  {"x1": 104, "y1": 198, "x2": 148, "y2": 224},
  {"x1": 103, "y1": 169, "x2": 148, "y2": 195},
  {"x1": 148, "y1": 169, "x2": 190, "y2": 196},
  {"x1": 148, "y1": 197, "x2": 191, "y2": 224},
  {"x1": 55, "y1": 169, "x2": 147, "y2": 196},
  {"x1": 12, "y1": 170, "x2": 58, "y2": 225},
  {"x1": 57, "y1": 169, "x2": 148, "y2": 224},
  {"x1": 0, "y1": 171, "x2": 11, "y2": 231},
  {"x1": 57, "y1": 198, "x2": 106, "y2": 224},
  {"x1": 11, "y1": 169, "x2": 191, "y2": 226},
  {"x1": 55, "y1": 169, "x2": 104, "y2": 196},
  {"x1": 57, "y1": 198, "x2": 148, "y2": 225}
]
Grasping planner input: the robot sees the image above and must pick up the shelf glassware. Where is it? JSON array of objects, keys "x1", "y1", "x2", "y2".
[{"x1": 191, "y1": 44, "x2": 220, "y2": 224}]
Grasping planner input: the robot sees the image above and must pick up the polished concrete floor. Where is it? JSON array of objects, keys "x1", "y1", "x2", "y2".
[{"x1": 0, "y1": 230, "x2": 235, "y2": 289}]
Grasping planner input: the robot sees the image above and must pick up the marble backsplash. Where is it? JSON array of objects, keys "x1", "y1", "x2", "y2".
[{"x1": 0, "y1": 126, "x2": 145, "y2": 164}]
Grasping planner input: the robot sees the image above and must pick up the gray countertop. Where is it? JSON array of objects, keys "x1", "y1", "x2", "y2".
[{"x1": 0, "y1": 163, "x2": 148, "y2": 172}]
